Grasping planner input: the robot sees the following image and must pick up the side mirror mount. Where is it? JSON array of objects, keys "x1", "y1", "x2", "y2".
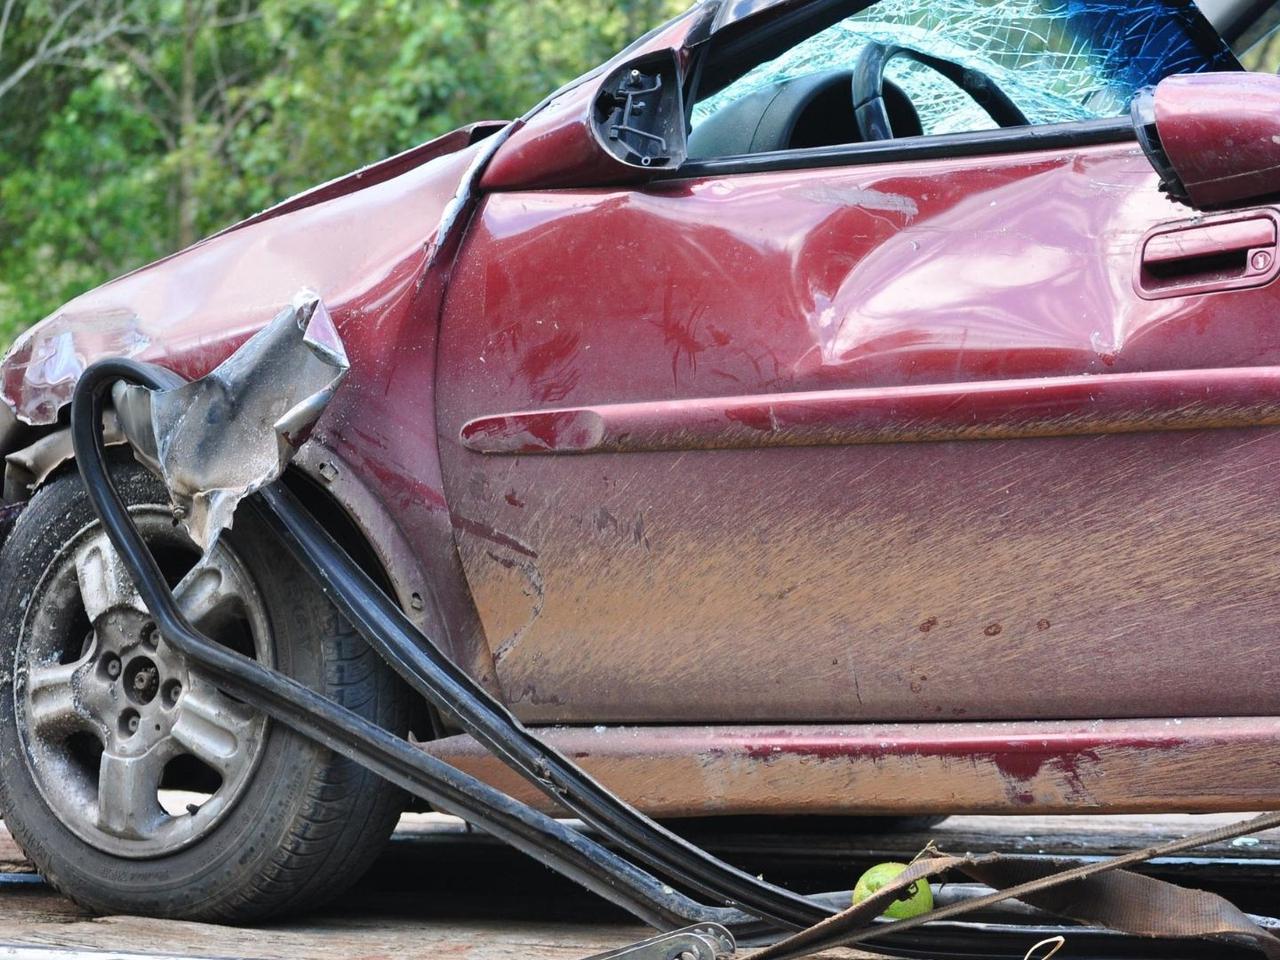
[
  {"x1": 481, "y1": 50, "x2": 687, "y2": 192},
  {"x1": 593, "y1": 52, "x2": 688, "y2": 172},
  {"x1": 1134, "y1": 72, "x2": 1280, "y2": 210}
]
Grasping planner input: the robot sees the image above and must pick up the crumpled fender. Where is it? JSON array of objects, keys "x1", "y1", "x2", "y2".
[
  {"x1": 0, "y1": 122, "x2": 500, "y2": 430},
  {"x1": 0, "y1": 122, "x2": 503, "y2": 691}
]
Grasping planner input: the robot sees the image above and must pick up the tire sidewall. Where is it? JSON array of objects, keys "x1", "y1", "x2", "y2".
[{"x1": 0, "y1": 461, "x2": 346, "y2": 917}]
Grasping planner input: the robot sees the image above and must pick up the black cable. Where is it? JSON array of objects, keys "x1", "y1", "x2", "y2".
[
  {"x1": 80, "y1": 354, "x2": 827, "y2": 928},
  {"x1": 69, "y1": 357, "x2": 743, "y2": 933}
]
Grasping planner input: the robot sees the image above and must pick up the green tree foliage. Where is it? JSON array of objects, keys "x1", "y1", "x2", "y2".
[{"x1": 0, "y1": 0, "x2": 685, "y2": 346}]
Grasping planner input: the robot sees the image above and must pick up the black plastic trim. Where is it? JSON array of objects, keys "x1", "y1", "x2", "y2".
[
  {"x1": 668, "y1": 116, "x2": 1137, "y2": 180},
  {"x1": 1130, "y1": 86, "x2": 1188, "y2": 203}
]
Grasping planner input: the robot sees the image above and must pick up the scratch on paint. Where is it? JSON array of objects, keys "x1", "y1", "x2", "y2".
[{"x1": 451, "y1": 514, "x2": 539, "y2": 559}]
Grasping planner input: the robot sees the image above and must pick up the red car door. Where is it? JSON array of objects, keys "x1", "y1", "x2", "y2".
[{"x1": 436, "y1": 2, "x2": 1280, "y2": 726}]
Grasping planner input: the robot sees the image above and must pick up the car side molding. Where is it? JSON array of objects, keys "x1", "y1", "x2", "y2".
[{"x1": 460, "y1": 366, "x2": 1280, "y2": 455}]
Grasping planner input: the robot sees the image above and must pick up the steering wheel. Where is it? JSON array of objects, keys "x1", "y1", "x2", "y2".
[{"x1": 851, "y1": 42, "x2": 1030, "y2": 142}]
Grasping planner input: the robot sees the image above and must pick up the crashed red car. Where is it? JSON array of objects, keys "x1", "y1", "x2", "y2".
[{"x1": 2, "y1": 0, "x2": 1280, "y2": 923}]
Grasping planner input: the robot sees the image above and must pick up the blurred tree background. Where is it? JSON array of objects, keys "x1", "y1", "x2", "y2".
[
  {"x1": 0, "y1": 0, "x2": 684, "y2": 346},
  {"x1": 0, "y1": 1, "x2": 1277, "y2": 350}
]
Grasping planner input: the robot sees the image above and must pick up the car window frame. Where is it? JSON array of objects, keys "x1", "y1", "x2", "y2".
[{"x1": 673, "y1": 0, "x2": 1241, "y2": 179}]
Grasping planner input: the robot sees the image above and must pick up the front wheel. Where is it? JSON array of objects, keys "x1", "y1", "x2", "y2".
[{"x1": 0, "y1": 459, "x2": 409, "y2": 921}]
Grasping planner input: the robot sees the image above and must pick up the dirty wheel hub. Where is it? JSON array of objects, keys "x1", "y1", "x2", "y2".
[{"x1": 15, "y1": 512, "x2": 272, "y2": 858}]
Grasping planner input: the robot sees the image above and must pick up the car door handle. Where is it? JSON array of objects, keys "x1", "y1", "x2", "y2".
[{"x1": 1137, "y1": 211, "x2": 1279, "y2": 299}]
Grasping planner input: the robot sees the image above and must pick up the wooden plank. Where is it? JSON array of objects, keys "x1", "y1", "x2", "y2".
[
  {"x1": 2, "y1": 813, "x2": 1274, "y2": 960},
  {"x1": 0, "y1": 827, "x2": 33, "y2": 875}
]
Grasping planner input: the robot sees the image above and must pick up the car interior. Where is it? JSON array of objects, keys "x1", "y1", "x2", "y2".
[
  {"x1": 688, "y1": 68, "x2": 918, "y2": 157},
  {"x1": 687, "y1": 49, "x2": 1028, "y2": 159}
]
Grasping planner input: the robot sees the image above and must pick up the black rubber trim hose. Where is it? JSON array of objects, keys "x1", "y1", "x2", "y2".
[{"x1": 70, "y1": 358, "x2": 744, "y2": 932}]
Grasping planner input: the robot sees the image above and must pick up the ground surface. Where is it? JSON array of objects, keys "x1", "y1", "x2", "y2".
[{"x1": 0, "y1": 813, "x2": 1277, "y2": 959}]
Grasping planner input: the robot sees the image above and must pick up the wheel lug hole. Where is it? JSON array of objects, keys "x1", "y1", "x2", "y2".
[
  {"x1": 123, "y1": 656, "x2": 160, "y2": 706},
  {"x1": 100, "y1": 653, "x2": 122, "y2": 680},
  {"x1": 162, "y1": 680, "x2": 183, "y2": 709},
  {"x1": 119, "y1": 709, "x2": 140, "y2": 738},
  {"x1": 140, "y1": 622, "x2": 158, "y2": 650}
]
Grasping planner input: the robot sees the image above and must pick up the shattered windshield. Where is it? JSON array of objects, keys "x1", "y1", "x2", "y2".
[{"x1": 693, "y1": 0, "x2": 1240, "y2": 136}]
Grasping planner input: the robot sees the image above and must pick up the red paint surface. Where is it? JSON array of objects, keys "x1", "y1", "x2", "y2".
[
  {"x1": 427, "y1": 717, "x2": 1280, "y2": 815},
  {"x1": 1155, "y1": 72, "x2": 1280, "y2": 209},
  {"x1": 439, "y1": 139, "x2": 1280, "y2": 725}
]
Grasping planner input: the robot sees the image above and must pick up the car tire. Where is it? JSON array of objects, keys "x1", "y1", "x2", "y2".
[{"x1": 0, "y1": 457, "x2": 409, "y2": 921}]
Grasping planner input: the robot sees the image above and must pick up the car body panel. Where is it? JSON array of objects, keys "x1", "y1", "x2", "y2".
[
  {"x1": 458, "y1": 366, "x2": 1280, "y2": 454},
  {"x1": 436, "y1": 142, "x2": 1280, "y2": 724},
  {"x1": 2, "y1": 124, "x2": 491, "y2": 424},
  {"x1": 1154, "y1": 72, "x2": 1280, "y2": 208},
  {"x1": 425, "y1": 716, "x2": 1280, "y2": 815}
]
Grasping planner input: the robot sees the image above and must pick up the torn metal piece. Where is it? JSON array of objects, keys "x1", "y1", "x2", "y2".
[
  {"x1": 1, "y1": 309, "x2": 149, "y2": 426},
  {"x1": 116, "y1": 291, "x2": 348, "y2": 551},
  {"x1": 3, "y1": 411, "x2": 125, "y2": 503},
  {"x1": 580, "y1": 924, "x2": 736, "y2": 960},
  {"x1": 0, "y1": 401, "x2": 19, "y2": 458}
]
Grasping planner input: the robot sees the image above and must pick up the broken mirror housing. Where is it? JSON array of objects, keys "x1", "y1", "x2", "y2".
[
  {"x1": 481, "y1": 49, "x2": 691, "y2": 190},
  {"x1": 594, "y1": 51, "x2": 688, "y2": 170}
]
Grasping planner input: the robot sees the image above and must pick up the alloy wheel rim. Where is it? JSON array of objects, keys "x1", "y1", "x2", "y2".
[{"x1": 15, "y1": 511, "x2": 272, "y2": 859}]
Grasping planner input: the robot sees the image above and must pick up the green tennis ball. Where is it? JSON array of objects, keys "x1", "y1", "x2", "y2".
[{"x1": 852, "y1": 862, "x2": 934, "y2": 919}]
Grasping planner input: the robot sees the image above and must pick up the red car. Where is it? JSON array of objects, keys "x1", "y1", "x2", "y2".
[{"x1": 1, "y1": 0, "x2": 1279, "y2": 924}]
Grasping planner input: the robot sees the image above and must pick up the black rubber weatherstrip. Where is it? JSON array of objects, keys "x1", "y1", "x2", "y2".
[{"x1": 76, "y1": 360, "x2": 828, "y2": 928}]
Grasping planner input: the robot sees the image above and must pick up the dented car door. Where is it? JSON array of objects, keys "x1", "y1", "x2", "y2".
[{"x1": 436, "y1": 1, "x2": 1280, "y2": 726}]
